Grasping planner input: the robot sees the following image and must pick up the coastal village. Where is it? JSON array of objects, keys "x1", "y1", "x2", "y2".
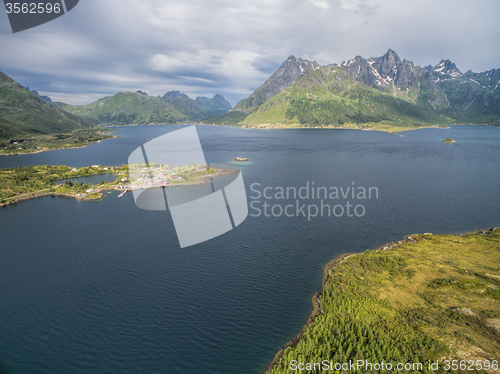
[{"x1": 128, "y1": 163, "x2": 212, "y2": 191}]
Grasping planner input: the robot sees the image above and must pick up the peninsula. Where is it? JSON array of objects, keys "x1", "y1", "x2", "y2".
[
  {"x1": 0, "y1": 129, "x2": 115, "y2": 155},
  {"x1": 0, "y1": 163, "x2": 235, "y2": 206},
  {"x1": 267, "y1": 229, "x2": 500, "y2": 373}
]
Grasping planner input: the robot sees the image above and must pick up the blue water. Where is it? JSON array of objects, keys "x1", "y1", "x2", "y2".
[
  {"x1": 53, "y1": 173, "x2": 117, "y2": 185},
  {"x1": 0, "y1": 125, "x2": 499, "y2": 374}
]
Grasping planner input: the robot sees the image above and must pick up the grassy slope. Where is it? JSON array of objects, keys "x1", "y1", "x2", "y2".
[
  {"x1": 243, "y1": 66, "x2": 453, "y2": 131},
  {"x1": 0, "y1": 72, "x2": 95, "y2": 137},
  {"x1": 268, "y1": 229, "x2": 500, "y2": 373},
  {"x1": 203, "y1": 111, "x2": 248, "y2": 126},
  {"x1": 0, "y1": 71, "x2": 111, "y2": 154},
  {"x1": 57, "y1": 92, "x2": 188, "y2": 125}
]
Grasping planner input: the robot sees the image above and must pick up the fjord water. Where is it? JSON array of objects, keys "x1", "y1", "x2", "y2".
[
  {"x1": 1, "y1": 125, "x2": 499, "y2": 374},
  {"x1": 53, "y1": 173, "x2": 118, "y2": 186}
]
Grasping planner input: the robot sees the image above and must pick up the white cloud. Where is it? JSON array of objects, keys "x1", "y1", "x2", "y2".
[
  {"x1": 310, "y1": 0, "x2": 329, "y2": 9},
  {"x1": 340, "y1": 0, "x2": 376, "y2": 14}
]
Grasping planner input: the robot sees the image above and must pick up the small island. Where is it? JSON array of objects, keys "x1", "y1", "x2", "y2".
[
  {"x1": 442, "y1": 138, "x2": 456, "y2": 143},
  {"x1": 234, "y1": 157, "x2": 249, "y2": 161}
]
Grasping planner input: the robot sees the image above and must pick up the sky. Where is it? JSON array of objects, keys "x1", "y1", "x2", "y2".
[{"x1": 1, "y1": 0, "x2": 499, "y2": 106}]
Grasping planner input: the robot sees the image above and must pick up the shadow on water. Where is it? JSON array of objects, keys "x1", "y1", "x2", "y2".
[{"x1": 0, "y1": 361, "x2": 11, "y2": 374}]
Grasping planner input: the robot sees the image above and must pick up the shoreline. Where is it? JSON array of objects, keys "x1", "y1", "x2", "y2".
[
  {"x1": 0, "y1": 135, "x2": 118, "y2": 157},
  {"x1": 0, "y1": 190, "x2": 110, "y2": 207},
  {"x1": 264, "y1": 226, "x2": 500, "y2": 373},
  {"x1": 202, "y1": 122, "x2": 497, "y2": 134},
  {"x1": 2, "y1": 123, "x2": 495, "y2": 156}
]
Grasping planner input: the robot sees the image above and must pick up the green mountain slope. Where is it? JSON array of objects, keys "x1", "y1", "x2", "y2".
[
  {"x1": 434, "y1": 73, "x2": 500, "y2": 125},
  {"x1": 56, "y1": 92, "x2": 188, "y2": 125},
  {"x1": 231, "y1": 55, "x2": 321, "y2": 115},
  {"x1": 0, "y1": 71, "x2": 95, "y2": 137},
  {"x1": 242, "y1": 65, "x2": 449, "y2": 129},
  {"x1": 160, "y1": 91, "x2": 231, "y2": 120}
]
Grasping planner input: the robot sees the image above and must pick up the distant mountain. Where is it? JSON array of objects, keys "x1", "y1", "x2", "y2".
[
  {"x1": 0, "y1": 71, "x2": 94, "y2": 139},
  {"x1": 424, "y1": 61, "x2": 500, "y2": 123},
  {"x1": 24, "y1": 86, "x2": 52, "y2": 102},
  {"x1": 56, "y1": 91, "x2": 188, "y2": 125},
  {"x1": 56, "y1": 90, "x2": 232, "y2": 125},
  {"x1": 160, "y1": 91, "x2": 231, "y2": 120},
  {"x1": 231, "y1": 55, "x2": 321, "y2": 114},
  {"x1": 339, "y1": 50, "x2": 449, "y2": 110},
  {"x1": 212, "y1": 50, "x2": 500, "y2": 128}
]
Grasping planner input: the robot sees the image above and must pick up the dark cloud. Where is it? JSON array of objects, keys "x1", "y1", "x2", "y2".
[{"x1": 1, "y1": 0, "x2": 499, "y2": 106}]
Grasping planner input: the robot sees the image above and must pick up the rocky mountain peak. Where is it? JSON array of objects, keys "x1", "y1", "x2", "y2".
[
  {"x1": 384, "y1": 49, "x2": 400, "y2": 62},
  {"x1": 432, "y1": 59, "x2": 462, "y2": 77},
  {"x1": 210, "y1": 94, "x2": 232, "y2": 109},
  {"x1": 340, "y1": 49, "x2": 415, "y2": 92},
  {"x1": 163, "y1": 90, "x2": 184, "y2": 99},
  {"x1": 372, "y1": 49, "x2": 402, "y2": 80},
  {"x1": 281, "y1": 55, "x2": 321, "y2": 74},
  {"x1": 24, "y1": 86, "x2": 52, "y2": 102}
]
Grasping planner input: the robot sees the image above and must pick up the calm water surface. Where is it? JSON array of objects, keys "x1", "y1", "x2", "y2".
[
  {"x1": 1, "y1": 125, "x2": 499, "y2": 373},
  {"x1": 53, "y1": 173, "x2": 117, "y2": 185}
]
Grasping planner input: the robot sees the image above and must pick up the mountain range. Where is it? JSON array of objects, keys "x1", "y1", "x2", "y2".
[
  {"x1": 54, "y1": 90, "x2": 232, "y2": 125},
  {"x1": 161, "y1": 91, "x2": 232, "y2": 120},
  {"x1": 2, "y1": 49, "x2": 499, "y2": 139},
  {"x1": 53, "y1": 92, "x2": 188, "y2": 126},
  {"x1": 211, "y1": 50, "x2": 500, "y2": 129}
]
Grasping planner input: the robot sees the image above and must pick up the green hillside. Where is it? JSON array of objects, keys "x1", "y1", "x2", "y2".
[
  {"x1": 203, "y1": 111, "x2": 248, "y2": 126},
  {"x1": 243, "y1": 65, "x2": 450, "y2": 130},
  {"x1": 435, "y1": 77, "x2": 500, "y2": 126},
  {"x1": 267, "y1": 229, "x2": 500, "y2": 373},
  {"x1": 0, "y1": 71, "x2": 95, "y2": 136},
  {"x1": 56, "y1": 91, "x2": 188, "y2": 125}
]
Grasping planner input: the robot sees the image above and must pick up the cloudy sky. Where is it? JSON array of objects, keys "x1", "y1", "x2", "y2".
[{"x1": 1, "y1": 0, "x2": 499, "y2": 106}]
